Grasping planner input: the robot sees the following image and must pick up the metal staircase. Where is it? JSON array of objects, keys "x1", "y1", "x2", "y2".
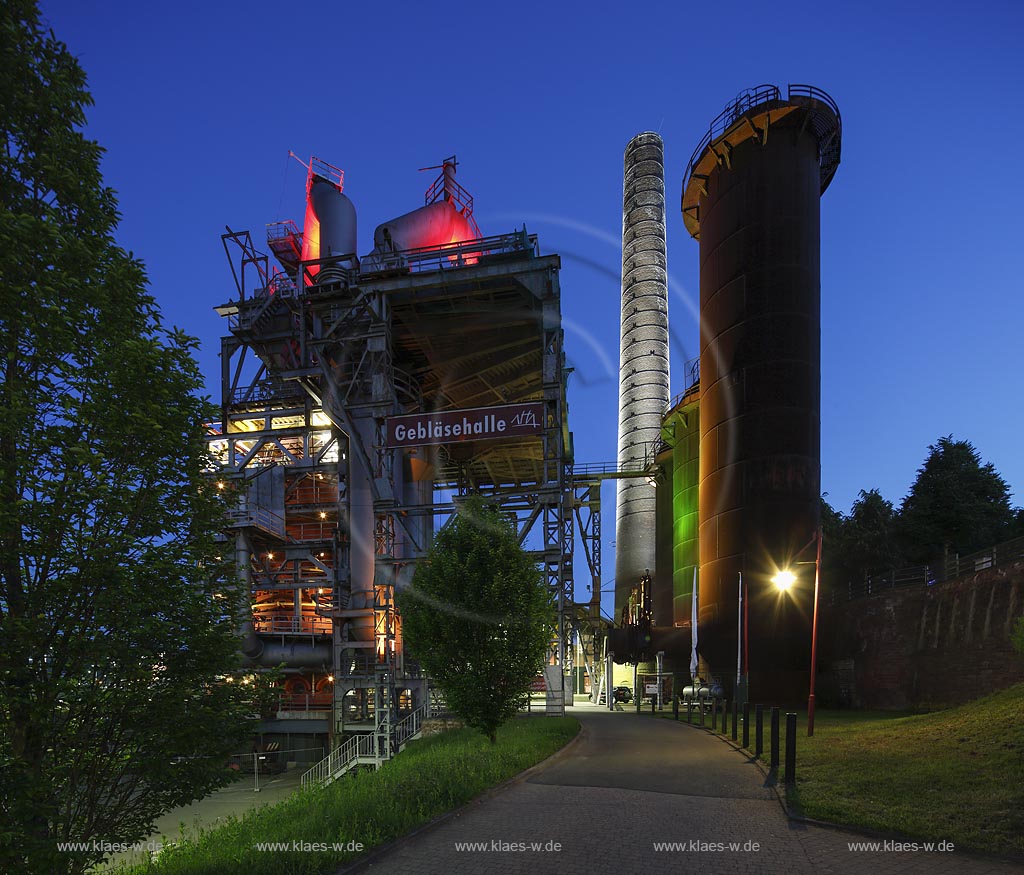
[{"x1": 300, "y1": 703, "x2": 427, "y2": 788}]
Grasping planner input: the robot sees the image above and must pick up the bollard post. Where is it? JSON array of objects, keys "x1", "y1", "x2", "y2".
[
  {"x1": 673, "y1": 696, "x2": 679, "y2": 721},
  {"x1": 743, "y1": 702, "x2": 750, "y2": 748},
  {"x1": 722, "y1": 700, "x2": 729, "y2": 735},
  {"x1": 651, "y1": 696, "x2": 656, "y2": 714},
  {"x1": 712, "y1": 697, "x2": 718, "y2": 731},
  {"x1": 785, "y1": 712, "x2": 797, "y2": 784},
  {"x1": 731, "y1": 700, "x2": 738, "y2": 741},
  {"x1": 636, "y1": 692, "x2": 641, "y2": 714},
  {"x1": 755, "y1": 704, "x2": 763, "y2": 757},
  {"x1": 700, "y1": 698, "x2": 705, "y2": 727},
  {"x1": 687, "y1": 698, "x2": 693, "y2": 724},
  {"x1": 770, "y1": 707, "x2": 780, "y2": 772}
]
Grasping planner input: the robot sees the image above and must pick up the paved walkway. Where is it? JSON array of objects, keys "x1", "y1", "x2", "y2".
[{"x1": 345, "y1": 704, "x2": 1024, "y2": 875}]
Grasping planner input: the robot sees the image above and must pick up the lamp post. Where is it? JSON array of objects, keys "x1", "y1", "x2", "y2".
[
  {"x1": 736, "y1": 571, "x2": 748, "y2": 708},
  {"x1": 807, "y1": 529, "x2": 822, "y2": 737},
  {"x1": 771, "y1": 526, "x2": 823, "y2": 737}
]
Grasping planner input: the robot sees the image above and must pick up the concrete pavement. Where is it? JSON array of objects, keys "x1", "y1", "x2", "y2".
[{"x1": 343, "y1": 704, "x2": 1024, "y2": 875}]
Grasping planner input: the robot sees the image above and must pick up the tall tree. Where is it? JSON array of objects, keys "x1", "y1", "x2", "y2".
[
  {"x1": 0, "y1": 5, "x2": 254, "y2": 873},
  {"x1": 899, "y1": 436, "x2": 1015, "y2": 564},
  {"x1": 396, "y1": 496, "x2": 554, "y2": 743}
]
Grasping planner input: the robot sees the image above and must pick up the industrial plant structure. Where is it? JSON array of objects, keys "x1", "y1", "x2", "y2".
[
  {"x1": 209, "y1": 81, "x2": 841, "y2": 762},
  {"x1": 209, "y1": 157, "x2": 595, "y2": 779}
]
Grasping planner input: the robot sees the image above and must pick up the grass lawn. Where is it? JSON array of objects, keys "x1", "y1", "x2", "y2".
[
  {"x1": 783, "y1": 685, "x2": 1024, "y2": 855},
  {"x1": 108, "y1": 715, "x2": 578, "y2": 875},
  {"x1": 688, "y1": 684, "x2": 1024, "y2": 855}
]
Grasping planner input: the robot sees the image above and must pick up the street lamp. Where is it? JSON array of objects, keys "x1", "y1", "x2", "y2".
[
  {"x1": 771, "y1": 569, "x2": 797, "y2": 591},
  {"x1": 771, "y1": 528, "x2": 823, "y2": 737}
]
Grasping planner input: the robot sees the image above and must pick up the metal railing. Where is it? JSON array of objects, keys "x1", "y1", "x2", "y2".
[
  {"x1": 266, "y1": 219, "x2": 301, "y2": 244},
  {"x1": 424, "y1": 170, "x2": 474, "y2": 216},
  {"x1": 666, "y1": 357, "x2": 700, "y2": 413},
  {"x1": 309, "y1": 156, "x2": 344, "y2": 193},
  {"x1": 225, "y1": 504, "x2": 286, "y2": 538},
  {"x1": 359, "y1": 229, "x2": 538, "y2": 276},
  {"x1": 230, "y1": 379, "x2": 304, "y2": 405},
  {"x1": 832, "y1": 535, "x2": 1024, "y2": 603},
  {"x1": 788, "y1": 84, "x2": 840, "y2": 123},
  {"x1": 285, "y1": 522, "x2": 336, "y2": 542},
  {"x1": 685, "y1": 84, "x2": 781, "y2": 186},
  {"x1": 571, "y1": 461, "x2": 651, "y2": 479},
  {"x1": 300, "y1": 731, "x2": 375, "y2": 788},
  {"x1": 277, "y1": 693, "x2": 332, "y2": 713},
  {"x1": 300, "y1": 704, "x2": 428, "y2": 788},
  {"x1": 394, "y1": 704, "x2": 426, "y2": 749},
  {"x1": 683, "y1": 83, "x2": 841, "y2": 199},
  {"x1": 252, "y1": 614, "x2": 332, "y2": 635},
  {"x1": 286, "y1": 485, "x2": 338, "y2": 506}
]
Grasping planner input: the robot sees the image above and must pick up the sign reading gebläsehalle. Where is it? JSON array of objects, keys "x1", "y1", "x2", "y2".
[{"x1": 385, "y1": 403, "x2": 545, "y2": 448}]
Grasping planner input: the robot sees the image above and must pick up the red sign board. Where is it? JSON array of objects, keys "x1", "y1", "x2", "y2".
[{"x1": 386, "y1": 403, "x2": 544, "y2": 449}]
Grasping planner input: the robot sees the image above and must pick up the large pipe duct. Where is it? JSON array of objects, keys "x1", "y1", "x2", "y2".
[
  {"x1": 372, "y1": 200, "x2": 475, "y2": 253},
  {"x1": 343, "y1": 417, "x2": 376, "y2": 646},
  {"x1": 371, "y1": 160, "x2": 477, "y2": 253},
  {"x1": 615, "y1": 132, "x2": 670, "y2": 621},
  {"x1": 300, "y1": 158, "x2": 357, "y2": 280},
  {"x1": 681, "y1": 84, "x2": 841, "y2": 703},
  {"x1": 241, "y1": 635, "x2": 332, "y2": 669}
]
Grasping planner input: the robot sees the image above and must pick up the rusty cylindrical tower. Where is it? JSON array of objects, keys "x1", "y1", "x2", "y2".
[
  {"x1": 615, "y1": 133, "x2": 670, "y2": 621},
  {"x1": 681, "y1": 85, "x2": 841, "y2": 704}
]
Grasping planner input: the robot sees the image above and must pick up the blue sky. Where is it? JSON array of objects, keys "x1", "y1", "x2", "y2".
[{"x1": 40, "y1": 0, "x2": 1024, "y2": 614}]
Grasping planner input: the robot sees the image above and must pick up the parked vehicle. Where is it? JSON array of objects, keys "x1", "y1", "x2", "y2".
[{"x1": 613, "y1": 685, "x2": 633, "y2": 703}]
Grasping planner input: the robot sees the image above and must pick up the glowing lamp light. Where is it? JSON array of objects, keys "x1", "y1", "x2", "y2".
[
  {"x1": 216, "y1": 481, "x2": 225, "y2": 490},
  {"x1": 319, "y1": 511, "x2": 327, "y2": 519},
  {"x1": 327, "y1": 675, "x2": 335, "y2": 683},
  {"x1": 772, "y1": 569, "x2": 797, "y2": 591}
]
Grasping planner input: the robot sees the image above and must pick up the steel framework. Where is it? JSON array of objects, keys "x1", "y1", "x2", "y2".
[{"x1": 209, "y1": 221, "x2": 575, "y2": 763}]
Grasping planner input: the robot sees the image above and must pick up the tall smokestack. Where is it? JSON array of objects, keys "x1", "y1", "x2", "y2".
[{"x1": 615, "y1": 132, "x2": 670, "y2": 620}]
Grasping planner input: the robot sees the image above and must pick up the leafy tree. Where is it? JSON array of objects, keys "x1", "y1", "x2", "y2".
[
  {"x1": 898, "y1": 436, "x2": 1015, "y2": 564},
  {"x1": 396, "y1": 496, "x2": 554, "y2": 743},
  {"x1": 1, "y1": 5, "x2": 255, "y2": 873},
  {"x1": 819, "y1": 496, "x2": 848, "y2": 595},
  {"x1": 845, "y1": 489, "x2": 902, "y2": 577}
]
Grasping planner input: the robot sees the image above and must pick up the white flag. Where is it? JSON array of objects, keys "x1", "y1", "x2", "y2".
[{"x1": 690, "y1": 566, "x2": 698, "y2": 679}]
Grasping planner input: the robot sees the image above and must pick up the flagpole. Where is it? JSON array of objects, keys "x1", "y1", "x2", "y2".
[{"x1": 690, "y1": 566, "x2": 698, "y2": 681}]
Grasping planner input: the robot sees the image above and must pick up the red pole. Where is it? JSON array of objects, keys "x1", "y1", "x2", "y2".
[{"x1": 808, "y1": 527, "x2": 822, "y2": 736}]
